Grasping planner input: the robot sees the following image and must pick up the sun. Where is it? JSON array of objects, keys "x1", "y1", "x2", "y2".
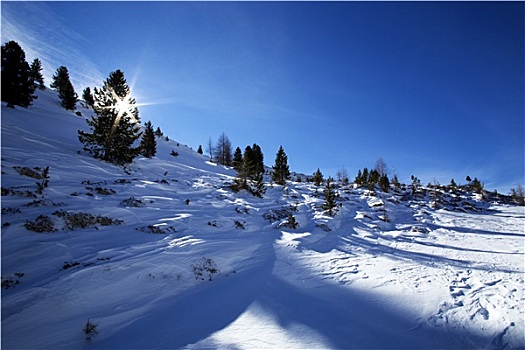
[{"x1": 108, "y1": 88, "x2": 139, "y2": 125}]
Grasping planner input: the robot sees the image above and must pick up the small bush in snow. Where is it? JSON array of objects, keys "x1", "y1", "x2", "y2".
[
  {"x1": 279, "y1": 214, "x2": 298, "y2": 229},
  {"x1": 13, "y1": 166, "x2": 46, "y2": 179},
  {"x1": 83, "y1": 319, "x2": 98, "y2": 344},
  {"x1": 53, "y1": 210, "x2": 123, "y2": 230},
  {"x1": 136, "y1": 225, "x2": 175, "y2": 234},
  {"x1": 24, "y1": 215, "x2": 57, "y2": 233},
  {"x1": 192, "y1": 258, "x2": 219, "y2": 281},
  {"x1": 234, "y1": 220, "x2": 245, "y2": 229},
  {"x1": 120, "y1": 196, "x2": 145, "y2": 208}
]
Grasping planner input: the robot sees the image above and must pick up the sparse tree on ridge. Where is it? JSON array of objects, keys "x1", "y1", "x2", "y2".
[
  {"x1": 375, "y1": 158, "x2": 388, "y2": 176},
  {"x1": 313, "y1": 168, "x2": 324, "y2": 186},
  {"x1": 78, "y1": 69, "x2": 142, "y2": 164},
  {"x1": 140, "y1": 121, "x2": 157, "y2": 158},
  {"x1": 206, "y1": 137, "x2": 214, "y2": 162},
  {"x1": 322, "y1": 177, "x2": 337, "y2": 216},
  {"x1": 197, "y1": 145, "x2": 203, "y2": 155},
  {"x1": 510, "y1": 184, "x2": 525, "y2": 206},
  {"x1": 214, "y1": 133, "x2": 233, "y2": 166},
  {"x1": 336, "y1": 166, "x2": 349, "y2": 185},
  {"x1": 29, "y1": 58, "x2": 45, "y2": 90},
  {"x1": 1, "y1": 40, "x2": 36, "y2": 108},
  {"x1": 51, "y1": 66, "x2": 77, "y2": 110},
  {"x1": 272, "y1": 145, "x2": 290, "y2": 185}
]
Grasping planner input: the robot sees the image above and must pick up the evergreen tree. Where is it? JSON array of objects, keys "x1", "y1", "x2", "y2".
[
  {"x1": 252, "y1": 144, "x2": 264, "y2": 176},
  {"x1": 29, "y1": 58, "x2": 45, "y2": 90},
  {"x1": 82, "y1": 87, "x2": 94, "y2": 106},
  {"x1": 233, "y1": 147, "x2": 243, "y2": 172},
  {"x1": 231, "y1": 145, "x2": 265, "y2": 197},
  {"x1": 361, "y1": 167, "x2": 369, "y2": 186},
  {"x1": 140, "y1": 121, "x2": 157, "y2": 158},
  {"x1": 78, "y1": 69, "x2": 142, "y2": 164},
  {"x1": 313, "y1": 168, "x2": 324, "y2": 186},
  {"x1": 322, "y1": 177, "x2": 337, "y2": 216},
  {"x1": 51, "y1": 66, "x2": 77, "y2": 110},
  {"x1": 272, "y1": 145, "x2": 290, "y2": 185},
  {"x1": 197, "y1": 145, "x2": 203, "y2": 155},
  {"x1": 379, "y1": 174, "x2": 390, "y2": 192},
  {"x1": 1, "y1": 40, "x2": 36, "y2": 107},
  {"x1": 354, "y1": 169, "x2": 363, "y2": 186},
  {"x1": 154, "y1": 127, "x2": 163, "y2": 138}
]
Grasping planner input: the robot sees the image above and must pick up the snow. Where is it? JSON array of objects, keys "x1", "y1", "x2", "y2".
[{"x1": 2, "y1": 89, "x2": 524, "y2": 349}]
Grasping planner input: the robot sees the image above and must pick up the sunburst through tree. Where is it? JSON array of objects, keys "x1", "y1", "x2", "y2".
[{"x1": 78, "y1": 70, "x2": 142, "y2": 165}]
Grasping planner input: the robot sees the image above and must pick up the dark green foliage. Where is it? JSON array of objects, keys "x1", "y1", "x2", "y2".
[
  {"x1": 140, "y1": 121, "x2": 157, "y2": 158},
  {"x1": 231, "y1": 144, "x2": 265, "y2": 197},
  {"x1": 322, "y1": 177, "x2": 337, "y2": 216},
  {"x1": 313, "y1": 168, "x2": 324, "y2": 186},
  {"x1": 155, "y1": 127, "x2": 163, "y2": 137},
  {"x1": 272, "y1": 145, "x2": 290, "y2": 185},
  {"x1": 29, "y1": 58, "x2": 45, "y2": 90},
  {"x1": 469, "y1": 177, "x2": 484, "y2": 193},
  {"x1": 233, "y1": 147, "x2": 243, "y2": 172},
  {"x1": 285, "y1": 214, "x2": 298, "y2": 229},
  {"x1": 78, "y1": 70, "x2": 142, "y2": 165},
  {"x1": 379, "y1": 174, "x2": 390, "y2": 192},
  {"x1": 391, "y1": 174, "x2": 400, "y2": 189},
  {"x1": 82, "y1": 87, "x2": 94, "y2": 106},
  {"x1": 51, "y1": 66, "x2": 77, "y2": 110},
  {"x1": 197, "y1": 145, "x2": 203, "y2": 155},
  {"x1": 1, "y1": 40, "x2": 36, "y2": 107},
  {"x1": 411, "y1": 175, "x2": 421, "y2": 197}
]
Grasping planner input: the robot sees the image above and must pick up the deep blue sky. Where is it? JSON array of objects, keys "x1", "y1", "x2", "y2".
[{"x1": 2, "y1": 1, "x2": 524, "y2": 192}]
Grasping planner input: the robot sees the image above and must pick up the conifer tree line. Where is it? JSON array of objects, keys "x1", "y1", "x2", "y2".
[{"x1": 1, "y1": 40, "x2": 37, "y2": 108}]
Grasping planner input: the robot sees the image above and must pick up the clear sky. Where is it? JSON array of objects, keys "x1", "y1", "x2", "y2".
[{"x1": 2, "y1": 1, "x2": 524, "y2": 192}]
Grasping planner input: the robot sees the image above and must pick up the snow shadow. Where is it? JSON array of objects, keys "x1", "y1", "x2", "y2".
[{"x1": 90, "y1": 235, "x2": 497, "y2": 349}]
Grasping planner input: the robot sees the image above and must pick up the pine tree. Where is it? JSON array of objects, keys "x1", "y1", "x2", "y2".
[
  {"x1": 272, "y1": 145, "x2": 290, "y2": 185},
  {"x1": 233, "y1": 147, "x2": 243, "y2": 172},
  {"x1": 197, "y1": 145, "x2": 203, "y2": 155},
  {"x1": 322, "y1": 177, "x2": 337, "y2": 216},
  {"x1": 51, "y1": 66, "x2": 77, "y2": 110},
  {"x1": 313, "y1": 168, "x2": 324, "y2": 186},
  {"x1": 29, "y1": 58, "x2": 45, "y2": 90},
  {"x1": 140, "y1": 121, "x2": 157, "y2": 158},
  {"x1": 231, "y1": 145, "x2": 265, "y2": 197},
  {"x1": 155, "y1": 127, "x2": 163, "y2": 138},
  {"x1": 354, "y1": 169, "x2": 363, "y2": 186},
  {"x1": 1, "y1": 40, "x2": 36, "y2": 107},
  {"x1": 82, "y1": 87, "x2": 94, "y2": 106},
  {"x1": 78, "y1": 69, "x2": 142, "y2": 164},
  {"x1": 379, "y1": 174, "x2": 390, "y2": 192},
  {"x1": 252, "y1": 144, "x2": 264, "y2": 176}
]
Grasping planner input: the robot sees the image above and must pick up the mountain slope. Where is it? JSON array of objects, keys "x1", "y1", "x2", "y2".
[{"x1": 1, "y1": 90, "x2": 524, "y2": 349}]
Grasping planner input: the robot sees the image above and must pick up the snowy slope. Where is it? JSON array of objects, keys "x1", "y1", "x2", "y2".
[{"x1": 1, "y1": 90, "x2": 524, "y2": 349}]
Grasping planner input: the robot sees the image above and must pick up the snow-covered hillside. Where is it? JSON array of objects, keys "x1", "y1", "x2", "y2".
[{"x1": 2, "y1": 90, "x2": 524, "y2": 349}]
